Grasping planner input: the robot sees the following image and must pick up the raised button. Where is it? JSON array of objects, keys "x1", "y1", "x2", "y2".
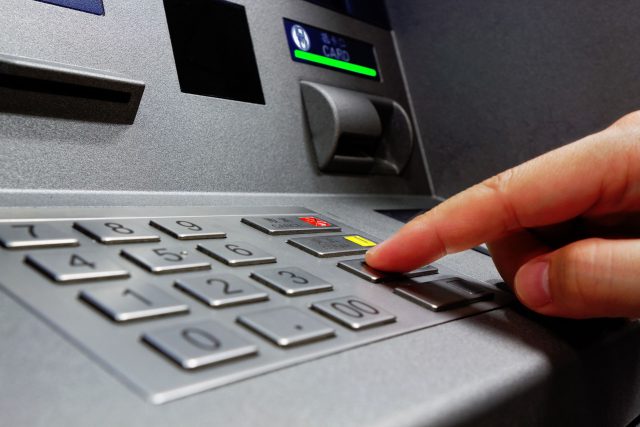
[
  {"x1": 237, "y1": 307, "x2": 335, "y2": 347},
  {"x1": 241, "y1": 215, "x2": 341, "y2": 235},
  {"x1": 394, "y1": 277, "x2": 494, "y2": 312},
  {"x1": 175, "y1": 273, "x2": 268, "y2": 307},
  {"x1": 337, "y1": 258, "x2": 438, "y2": 283},
  {"x1": 440, "y1": 276, "x2": 495, "y2": 298},
  {"x1": 311, "y1": 296, "x2": 396, "y2": 330},
  {"x1": 74, "y1": 220, "x2": 160, "y2": 244},
  {"x1": 197, "y1": 241, "x2": 276, "y2": 266},
  {"x1": 80, "y1": 283, "x2": 189, "y2": 322},
  {"x1": 0, "y1": 222, "x2": 78, "y2": 249},
  {"x1": 143, "y1": 320, "x2": 258, "y2": 369},
  {"x1": 26, "y1": 251, "x2": 130, "y2": 283},
  {"x1": 250, "y1": 267, "x2": 333, "y2": 296},
  {"x1": 287, "y1": 234, "x2": 378, "y2": 258},
  {"x1": 149, "y1": 218, "x2": 226, "y2": 240},
  {"x1": 121, "y1": 247, "x2": 211, "y2": 274}
]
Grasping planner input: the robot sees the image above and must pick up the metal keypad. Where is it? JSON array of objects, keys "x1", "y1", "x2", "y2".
[
  {"x1": 0, "y1": 222, "x2": 78, "y2": 249},
  {"x1": 175, "y1": 273, "x2": 269, "y2": 307},
  {"x1": 80, "y1": 283, "x2": 189, "y2": 322},
  {"x1": 143, "y1": 320, "x2": 258, "y2": 369},
  {"x1": 337, "y1": 258, "x2": 438, "y2": 283},
  {"x1": 250, "y1": 267, "x2": 333, "y2": 296},
  {"x1": 287, "y1": 234, "x2": 378, "y2": 257},
  {"x1": 197, "y1": 241, "x2": 276, "y2": 266},
  {"x1": 26, "y1": 251, "x2": 130, "y2": 282},
  {"x1": 237, "y1": 307, "x2": 335, "y2": 347},
  {"x1": 121, "y1": 247, "x2": 211, "y2": 274},
  {"x1": 74, "y1": 220, "x2": 161, "y2": 244},
  {"x1": 150, "y1": 218, "x2": 226, "y2": 240},
  {"x1": 0, "y1": 208, "x2": 508, "y2": 405},
  {"x1": 311, "y1": 296, "x2": 396, "y2": 330}
]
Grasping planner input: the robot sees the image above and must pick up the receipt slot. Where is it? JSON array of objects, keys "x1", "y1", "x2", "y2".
[{"x1": 300, "y1": 81, "x2": 413, "y2": 174}]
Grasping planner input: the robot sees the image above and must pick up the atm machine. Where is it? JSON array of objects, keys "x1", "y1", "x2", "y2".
[{"x1": 1, "y1": 1, "x2": 639, "y2": 425}]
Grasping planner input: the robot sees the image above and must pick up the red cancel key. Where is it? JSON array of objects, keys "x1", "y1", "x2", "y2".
[{"x1": 298, "y1": 216, "x2": 332, "y2": 227}]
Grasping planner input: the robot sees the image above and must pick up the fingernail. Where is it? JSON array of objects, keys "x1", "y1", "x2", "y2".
[
  {"x1": 364, "y1": 243, "x2": 382, "y2": 261},
  {"x1": 516, "y1": 260, "x2": 551, "y2": 308}
]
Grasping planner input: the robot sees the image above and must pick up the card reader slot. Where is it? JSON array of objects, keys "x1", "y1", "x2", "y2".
[
  {"x1": 0, "y1": 73, "x2": 132, "y2": 104},
  {"x1": 0, "y1": 53, "x2": 144, "y2": 124},
  {"x1": 301, "y1": 81, "x2": 413, "y2": 175}
]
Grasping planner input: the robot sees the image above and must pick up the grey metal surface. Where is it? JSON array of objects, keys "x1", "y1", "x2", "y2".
[
  {"x1": 387, "y1": 0, "x2": 640, "y2": 197},
  {"x1": 0, "y1": 194, "x2": 638, "y2": 426},
  {"x1": 0, "y1": 0, "x2": 428, "y2": 195}
]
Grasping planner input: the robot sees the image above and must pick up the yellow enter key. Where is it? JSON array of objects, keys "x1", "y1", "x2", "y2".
[{"x1": 344, "y1": 235, "x2": 377, "y2": 247}]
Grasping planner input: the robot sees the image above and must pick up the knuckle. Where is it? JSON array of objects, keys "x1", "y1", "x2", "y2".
[
  {"x1": 482, "y1": 168, "x2": 516, "y2": 194},
  {"x1": 478, "y1": 168, "x2": 521, "y2": 231},
  {"x1": 610, "y1": 110, "x2": 640, "y2": 130}
]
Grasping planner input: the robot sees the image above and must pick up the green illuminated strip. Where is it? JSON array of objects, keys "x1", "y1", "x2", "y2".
[{"x1": 294, "y1": 50, "x2": 377, "y2": 77}]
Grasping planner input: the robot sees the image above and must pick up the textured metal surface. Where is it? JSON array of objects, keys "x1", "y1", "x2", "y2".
[
  {"x1": 0, "y1": 0, "x2": 427, "y2": 195},
  {"x1": 387, "y1": 0, "x2": 640, "y2": 197}
]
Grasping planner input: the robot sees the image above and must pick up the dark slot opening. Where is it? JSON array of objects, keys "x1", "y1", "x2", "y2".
[
  {"x1": 163, "y1": 0, "x2": 265, "y2": 105},
  {"x1": 334, "y1": 133, "x2": 381, "y2": 158},
  {"x1": 0, "y1": 73, "x2": 131, "y2": 103}
]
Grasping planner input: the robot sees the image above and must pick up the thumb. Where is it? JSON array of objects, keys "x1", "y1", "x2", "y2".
[{"x1": 514, "y1": 238, "x2": 640, "y2": 318}]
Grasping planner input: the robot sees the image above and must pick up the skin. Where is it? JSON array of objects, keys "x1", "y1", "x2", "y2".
[{"x1": 365, "y1": 111, "x2": 640, "y2": 319}]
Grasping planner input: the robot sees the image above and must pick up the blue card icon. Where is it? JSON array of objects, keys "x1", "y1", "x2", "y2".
[{"x1": 36, "y1": 0, "x2": 105, "y2": 16}]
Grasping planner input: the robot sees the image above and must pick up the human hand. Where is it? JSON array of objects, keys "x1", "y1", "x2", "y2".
[{"x1": 365, "y1": 112, "x2": 640, "y2": 319}]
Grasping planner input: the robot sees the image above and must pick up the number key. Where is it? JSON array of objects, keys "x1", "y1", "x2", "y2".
[
  {"x1": 26, "y1": 250, "x2": 129, "y2": 282},
  {"x1": 150, "y1": 218, "x2": 226, "y2": 240},
  {"x1": 311, "y1": 296, "x2": 396, "y2": 330},
  {"x1": 175, "y1": 273, "x2": 268, "y2": 307},
  {"x1": 237, "y1": 307, "x2": 335, "y2": 347},
  {"x1": 74, "y1": 220, "x2": 160, "y2": 244},
  {"x1": 80, "y1": 282, "x2": 189, "y2": 322},
  {"x1": 120, "y1": 247, "x2": 211, "y2": 274},
  {"x1": 0, "y1": 222, "x2": 78, "y2": 249},
  {"x1": 250, "y1": 267, "x2": 333, "y2": 296},
  {"x1": 143, "y1": 320, "x2": 257, "y2": 369},
  {"x1": 197, "y1": 241, "x2": 276, "y2": 266}
]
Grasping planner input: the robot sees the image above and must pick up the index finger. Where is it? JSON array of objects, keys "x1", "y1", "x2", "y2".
[{"x1": 365, "y1": 118, "x2": 640, "y2": 272}]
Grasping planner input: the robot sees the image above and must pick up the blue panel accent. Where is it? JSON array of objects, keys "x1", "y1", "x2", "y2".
[{"x1": 36, "y1": 0, "x2": 105, "y2": 15}]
